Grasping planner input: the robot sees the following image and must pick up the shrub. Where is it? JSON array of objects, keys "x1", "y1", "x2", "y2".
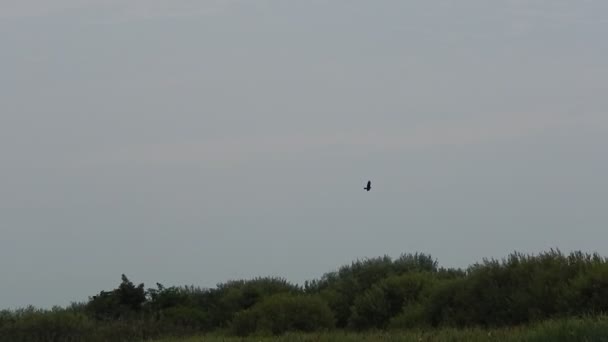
[
  {"x1": 0, "y1": 309, "x2": 94, "y2": 342},
  {"x1": 313, "y1": 253, "x2": 436, "y2": 327},
  {"x1": 161, "y1": 306, "x2": 210, "y2": 331},
  {"x1": 567, "y1": 263, "x2": 608, "y2": 314},
  {"x1": 349, "y1": 272, "x2": 436, "y2": 329},
  {"x1": 211, "y1": 277, "x2": 299, "y2": 327},
  {"x1": 230, "y1": 294, "x2": 335, "y2": 336}
]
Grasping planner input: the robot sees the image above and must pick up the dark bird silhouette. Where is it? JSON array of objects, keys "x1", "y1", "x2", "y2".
[{"x1": 364, "y1": 180, "x2": 371, "y2": 191}]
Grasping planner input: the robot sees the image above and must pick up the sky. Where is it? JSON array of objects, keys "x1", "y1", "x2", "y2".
[{"x1": 1, "y1": 0, "x2": 608, "y2": 309}]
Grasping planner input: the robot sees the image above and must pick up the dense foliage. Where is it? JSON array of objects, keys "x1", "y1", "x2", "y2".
[
  {"x1": 2, "y1": 249, "x2": 608, "y2": 341},
  {"x1": 153, "y1": 316, "x2": 608, "y2": 342}
]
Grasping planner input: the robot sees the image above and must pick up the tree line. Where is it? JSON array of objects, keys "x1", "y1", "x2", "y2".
[{"x1": 1, "y1": 249, "x2": 608, "y2": 341}]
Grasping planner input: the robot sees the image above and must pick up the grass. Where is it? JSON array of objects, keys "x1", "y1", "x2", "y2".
[{"x1": 149, "y1": 316, "x2": 608, "y2": 341}]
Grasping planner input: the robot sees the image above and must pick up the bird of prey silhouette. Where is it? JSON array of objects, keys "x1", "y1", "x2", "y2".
[{"x1": 364, "y1": 180, "x2": 371, "y2": 191}]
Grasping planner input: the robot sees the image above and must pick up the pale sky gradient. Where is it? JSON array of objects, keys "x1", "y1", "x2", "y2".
[{"x1": 1, "y1": 0, "x2": 608, "y2": 308}]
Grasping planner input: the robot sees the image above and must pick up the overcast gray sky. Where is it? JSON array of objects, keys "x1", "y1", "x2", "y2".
[{"x1": 2, "y1": 0, "x2": 608, "y2": 309}]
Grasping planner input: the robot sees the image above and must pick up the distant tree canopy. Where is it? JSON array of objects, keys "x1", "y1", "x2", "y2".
[
  {"x1": 2, "y1": 249, "x2": 608, "y2": 340},
  {"x1": 86, "y1": 274, "x2": 146, "y2": 320}
]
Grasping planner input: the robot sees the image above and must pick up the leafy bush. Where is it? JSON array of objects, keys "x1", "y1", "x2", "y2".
[
  {"x1": 388, "y1": 302, "x2": 429, "y2": 330},
  {"x1": 311, "y1": 253, "x2": 436, "y2": 327},
  {"x1": 567, "y1": 263, "x2": 608, "y2": 314},
  {"x1": 0, "y1": 308, "x2": 94, "y2": 342},
  {"x1": 230, "y1": 294, "x2": 334, "y2": 336},
  {"x1": 349, "y1": 272, "x2": 436, "y2": 329},
  {"x1": 161, "y1": 306, "x2": 211, "y2": 331},
  {"x1": 425, "y1": 276, "x2": 477, "y2": 327},
  {"x1": 210, "y1": 277, "x2": 300, "y2": 327}
]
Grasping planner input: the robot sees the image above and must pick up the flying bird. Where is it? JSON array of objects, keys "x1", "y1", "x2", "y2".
[{"x1": 364, "y1": 180, "x2": 371, "y2": 192}]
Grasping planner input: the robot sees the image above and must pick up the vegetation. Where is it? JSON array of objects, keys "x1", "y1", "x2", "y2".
[
  {"x1": 2, "y1": 249, "x2": 608, "y2": 341},
  {"x1": 152, "y1": 316, "x2": 608, "y2": 341}
]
